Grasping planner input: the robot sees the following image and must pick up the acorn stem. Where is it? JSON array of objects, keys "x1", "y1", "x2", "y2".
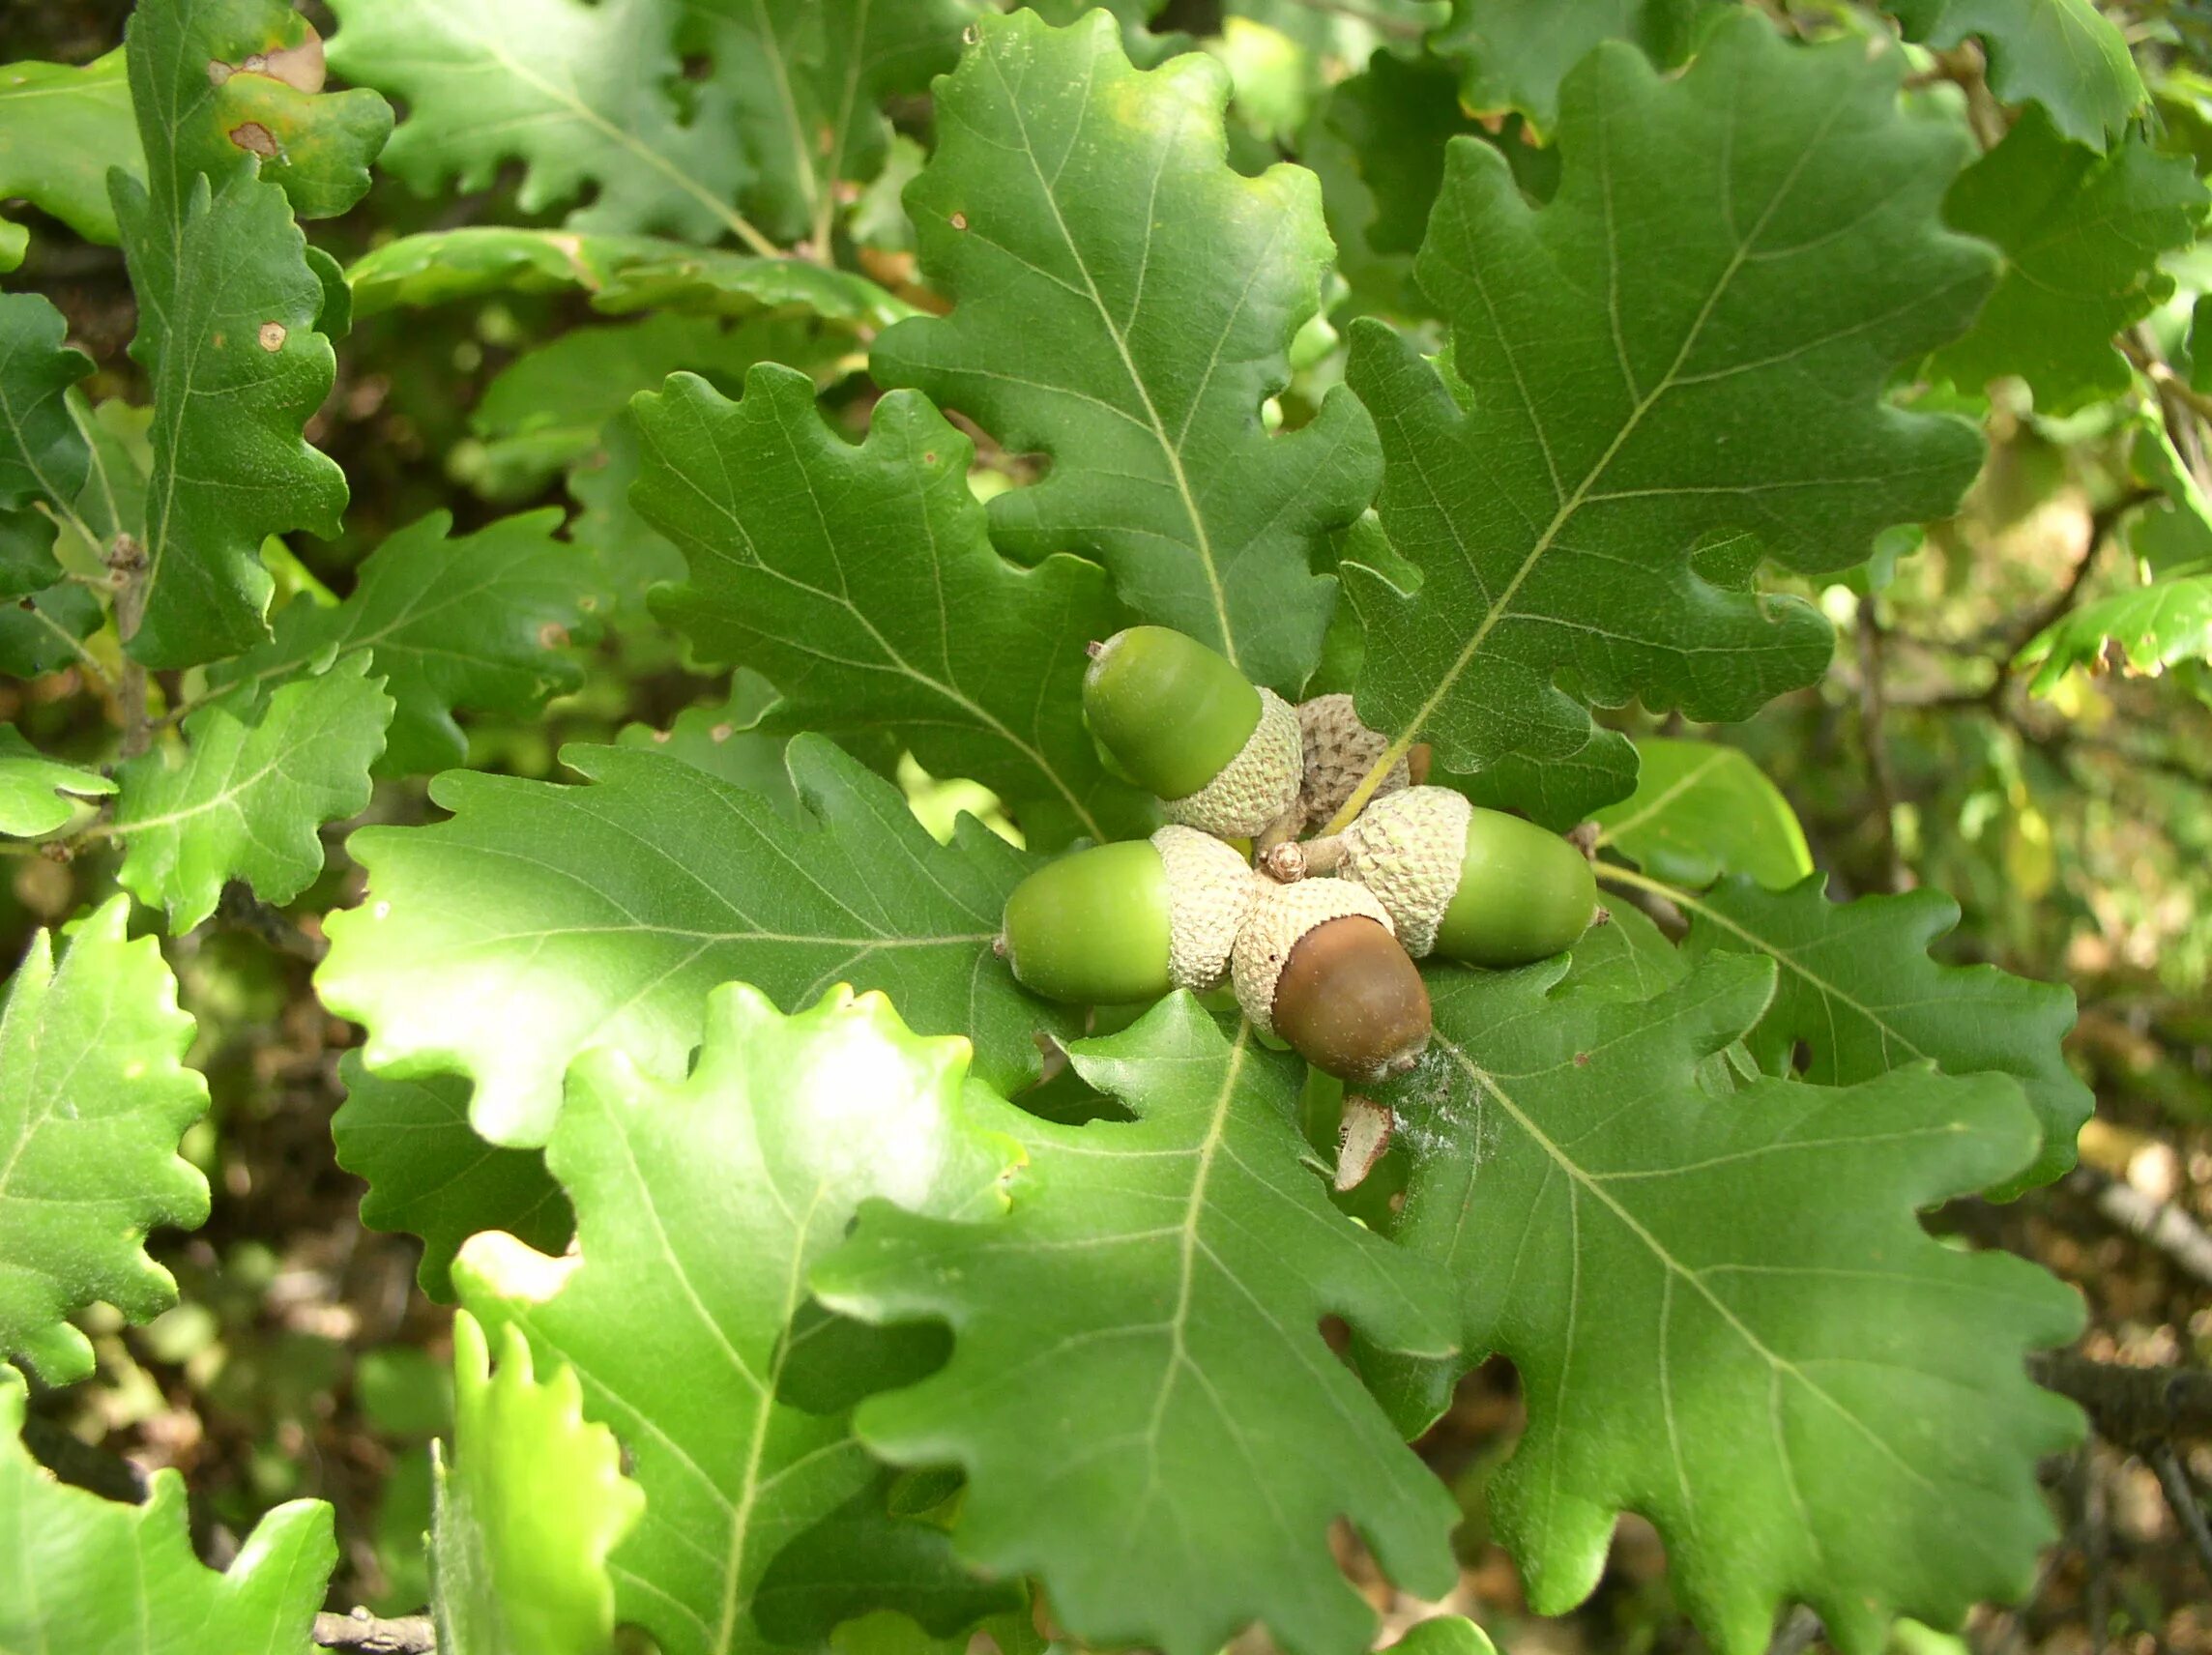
[
  {"x1": 1085, "y1": 639, "x2": 1107, "y2": 659},
  {"x1": 1319, "y1": 733, "x2": 1421, "y2": 836},
  {"x1": 1261, "y1": 842, "x2": 1306, "y2": 883},
  {"x1": 1297, "y1": 834, "x2": 1346, "y2": 875}
]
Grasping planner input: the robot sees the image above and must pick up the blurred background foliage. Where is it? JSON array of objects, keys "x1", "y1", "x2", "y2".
[{"x1": 4, "y1": 0, "x2": 2212, "y2": 1650}]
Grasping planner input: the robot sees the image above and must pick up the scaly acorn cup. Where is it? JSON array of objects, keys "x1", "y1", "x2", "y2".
[
  {"x1": 1000, "y1": 824, "x2": 1256, "y2": 1004},
  {"x1": 1336, "y1": 786, "x2": 1598, "y2": 964},
  {"x1": 1083, "y1": 625, "x2": 1301, "y2": 838},
  {"x1": 1233, "y1": 877, "x2": 1431, "y2": 1083},
  {"x1": 1295, "y1": 693, "x2": 1430, "y2": 832}
]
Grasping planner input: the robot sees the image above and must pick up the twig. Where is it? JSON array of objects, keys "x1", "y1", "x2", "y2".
[
  {"x1": 2149, "y1": 1443, "x2": 2212, "y2": 1586},
  {"x1": 109, "y1": 535, "x2": 151, "y2": 758},
  {"x1": 1854, "y1": 602, "x2": 1907, "y2": 892},
  {"x1": 2004, "y1": 485, "x2": 2162, "y2": 659},
  {"x1": 311, "y1": 1610, "x2": 436, "y2": 1654},
  {"x1": 2069, "y1": 1168, "x2": 2212, "y2": 1286},
  {"x1": 2027, "y1": 1350, "x2": 2212, "y2": 1452}
]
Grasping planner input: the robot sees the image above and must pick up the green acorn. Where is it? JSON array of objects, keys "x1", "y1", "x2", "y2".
[
  {"x1": 1233, "y1": 877, "x2": 1431, "y2": 1083},
  {"x1": 1083, "y1": 626, "x2": 1301, "y2": 839},
  {"x1": 1000, "y1": 825, "x2": 1256, "y2": 1004},
  {"x1": 1335, "y1": 787, "x2": 1597, "y2": 965}
]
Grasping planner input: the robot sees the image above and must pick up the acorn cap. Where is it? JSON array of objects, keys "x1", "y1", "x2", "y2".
[
  {"x1": 1233, "y1": 874, "x2": 1394, "y2": 1033},
  {"x1": 1296, "y1": 693, "x2": 1410, "y2": 831},
  {"x1": 1153, "y1": 823, "x2": 1258, "y2": 993},
  {"x1": 1161, "y1": 685, "x2": 1301, "y2": 839},
  {"x1": 1337, "y1": 786, "x2": 1471, "y2": 957},
  {"x1": 1247, "y1": 904, "x2": 1433, "y2": 1083},
  {"x1": 1083, "y1": 626, "x2": 1262, "y2": 801}
]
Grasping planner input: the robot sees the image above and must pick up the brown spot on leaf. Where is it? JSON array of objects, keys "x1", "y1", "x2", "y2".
[
  {"x1": 538, "y1": 623, "x2": 570, "y2": 650},
  {"x1": 257, "y1": 322, "x2": 287, "y2": 352},
  {"x1": 260, "y1": 38, "x2": 327, "y2": 92},
  {"x1": 949, "y1": 211, "x2": 968, "y2": 230},
  {"x1": 230, "y1": 121, "x2": 280, "y2": 159},
  {"x1": 1573, "y1": 1051, "x2": 1591, "y2": 1067},
  {"x1": 709, "y1": 723, "x2": 733, "y2": 743},
  {"x1": 207, "y1": 60, "x2": 234, "y2": 86},
  {"x1": 650, "y1": 729, "x2": 671, "y2": 744}
]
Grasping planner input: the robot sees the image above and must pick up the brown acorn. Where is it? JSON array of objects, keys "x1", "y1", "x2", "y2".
[{"x1": 1232, "y1": 878, "x2": 1431, "y2": 1082}]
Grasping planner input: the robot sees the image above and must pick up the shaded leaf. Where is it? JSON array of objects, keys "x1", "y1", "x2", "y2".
[
  {"x1": 114, "y1": 652, "x2": 393, "y2": 930},
  {"x1": 615, "y1": 672, "x2": 800, "y2": 817},
  {"x1": 210, "y1": 509, "x2": 600, "y2": 779},
  {"x1": 815, "y1": 996, "x2": 1462, "y2": 1655},
  {"x1": 1888, "y1": 0, "x2": 2144, "y2": 151},
  {"x1": 0, "y1": 49, "x2": 141, "y2": 254},
  {"x1": 634, "y1": 364, "x2": 1152, "y2": 852},
  {"x1": 345, "y1": 226, "x2": 910, "y2": 327},
  {"x1": 0, "y1": 726, "x2": 115, "y2": 838},
  {"x1": 1342, "y1": 16, "x2": 1992, "y2": 812},
  {"x1": 682, "y1": 0, "x2": 978, "y2": 247},
  {"x1": 467, "y1": 315, "x2": 859, "y2": 502},
  {"x1": 0, "y1": 292, "x2": 94, "y2": 601},
  {"x1": 433, "y1": 1311, "x2": 644, "y2": 1655},
  {"x1": 455, "y1": 983, "x2": 1020, "y2": 1655},
  {"x1": 332, "y1": 1053, "x2": 572, "y2": 1302},
  {"x1": 0, "y1": 582, "x2": 102, "y2": 679},
  {"x1": 873, "y1": 10, "x2": 1382, "y2": 692},
  {"x1": 1929, "y1": 110, "x2": 2207, "y2": 415},
  {"x1": 0, "y1": 896, "x2": 208, "y2": 1384},
  {"x1": 1591, "y1": 736, "x2": 1812, "y2": 891},
  {"x1": 1324, "y1": 49, "x2": 1487, "y2": 258},
  {"x1": 0, "y1": 1367, "x2": 334, "y2": 1649},
  {"x1": 1428, "y1": 0, "x2": 1714, "y2": 134},
  {"x1": 317, "y1": 734, "x2": 1077, "y2": 1147},
  {"x1": 1370, "y1": 954, "x2": 2082, "y2": 1652}
]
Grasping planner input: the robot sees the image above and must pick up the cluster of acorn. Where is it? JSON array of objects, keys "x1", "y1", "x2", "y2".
[{"x1": 996, "y1": 627, "x2": 1600, "y2": 1084}]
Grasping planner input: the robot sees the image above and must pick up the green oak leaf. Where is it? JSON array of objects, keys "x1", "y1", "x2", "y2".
[
  {"x1": 332, "y1": 1054, "x2": 572, "y2": 1301},
  {"x1": 1370, "y1": 954, "x2": 2082, "y2": 1653},
  {"x1": 814, "y1": 995, "x2": 1463, "y2": 1655},
  {"x1": 0, "y1": 896, "x2": 209, "y2": 1384},
  {"x1": 1342, "y1": 15, "x2": 1993, "y2": 811},
  {"x1": 1590, "y1": 737, "x2": 1812, "y2": 891},
  {"x1": 115, "y1": 174, "x2": 344, "y2": 665},
  {"x1": 113, "y1": 652, "x2": 393, "y2": 930},
  {"x1": 454, "y1": 982, "x2": 1020, "y2": 1655},
  {"x1": 432, "y1": 1310, "x2": 644, "y2": 1655},
  {"x1": 0, "y1": 49, "x2": 142, "y2": 255},
  {"x1": 1888, "y1": 0, "x2": 2144, "y2": 151},
  {"x1": 327, "y1": 0, "x2": 756, "y2": 246},
  {"x1": 209, "y1": 509, "x2": 601, "y2": 779},
  {"x1": 128, "y1": 0, "x2": 391, "y2": 221},
  {"x1": 1428, "y1": 0, "x2": 1714, "y2": 134},
  {"x1": 634, "y1": 363, "x2": 1153, "y2": 852},
  {"x1": 2017, "y1": 571, "x2": 2212, "y2": 691},
  {"x1": 0, "y1": 292, "x2": 95, "y2": 601},
  {"x1": 0, "y1": 1368, "x2": 334, "y2": 1648},
  {"x1": 1929, "y1": 110, "x2": 2208, "y2": 415},
  {"x1": 872, "y1": 10, "x2": 1382, "y2": 692},
  {"x1": 0, "y1": 726, "x2": 115, "y2": 838},
  {"x1": 345, "y1": 226, "x2": 910, "y2": 328},
  {"x1": 317, "y1": 734, "x2": 1079, "y2": 1147},
  {"x1": 1651, "y1": 871, "x2": 2090, "y2": 1195},
  {"x1": 681, "y1": 0, "x2": 978, "y2": 247}
]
